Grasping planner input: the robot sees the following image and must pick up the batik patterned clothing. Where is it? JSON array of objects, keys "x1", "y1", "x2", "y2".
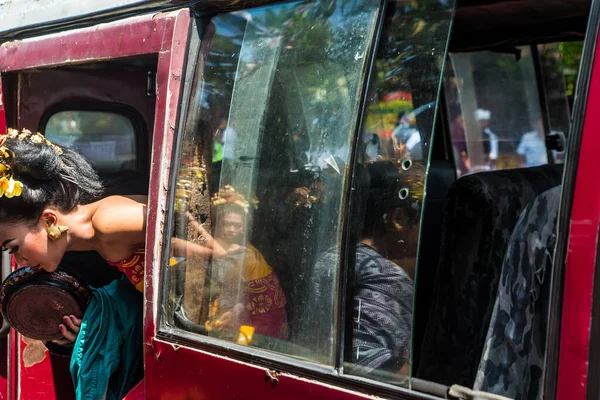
[
  {"x1": 474, "y1": 185, "x2": 561, "y2": 399},
  {"x1": 108, "y1": 249, "x2": 145, "y2": 293},
  {"x1": 349, "y1": 244, "x2": 413, "y2": 376}
]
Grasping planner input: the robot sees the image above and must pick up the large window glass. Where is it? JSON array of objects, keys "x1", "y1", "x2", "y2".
[
  {"x1": 342, "y1": 0, "x2": 454, "y2": 386},
  {"x1": 164, "y1": 0, "x2": 381, "y2": 365},
  {"x1": 444, "y1": 42, "x2": 582, "y2": 177},
  {"x1": 45, "y1": 110, "x2": 137, "y2": 172}
]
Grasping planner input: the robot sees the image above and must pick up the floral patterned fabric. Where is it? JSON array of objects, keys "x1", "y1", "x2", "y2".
[{"x1": 416, "y1": 164, "x2": 563, "y2": 387}]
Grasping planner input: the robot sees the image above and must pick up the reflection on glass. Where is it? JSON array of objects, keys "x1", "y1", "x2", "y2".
[
  {"x1": 165, "y1": 0, "x2": 380, "y2": 365},
  {"x1": 444, "y1": 43, "x2": 580, "y2": 176},
  {"x1": 343, "y1": 0, "x2": 455, "y2": 387},
  {"x1": 45, "y1": 111, "x2": 136, "y2": 172},
  {"x1": 538, "y1": 41, "x2": 583, "y2": 164}
]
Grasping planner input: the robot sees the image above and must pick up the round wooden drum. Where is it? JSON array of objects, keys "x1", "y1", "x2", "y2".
[{"x1": 0, "y1": 267, "x2": 91, "y2": 342}]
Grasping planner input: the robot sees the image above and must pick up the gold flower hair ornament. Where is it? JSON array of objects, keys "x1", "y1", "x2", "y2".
[
  {"x1": 5, "y1": 128, "x2": 63, "y2": 155},
  {"x1": 211, "y1": 185, "x2": 259, "y2": 213},
  {"x1": 0, "y1": 129, "x2": 64, "y2": 198}
]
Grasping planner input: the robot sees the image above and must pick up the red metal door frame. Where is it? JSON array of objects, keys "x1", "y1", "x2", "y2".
[
  {"x1": 0, "y1": 9, "x2": 191, "y2": 399},
  {"x1": 0, "y1": 65, "x2": 11, "y2": 400},
  {"x1": 555, "y1": 28, "x2": 600, "y2": 400}
]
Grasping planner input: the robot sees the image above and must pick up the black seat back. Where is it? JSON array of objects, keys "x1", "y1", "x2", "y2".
[
  {"x1": 413, "y1": 159, "x2": 456, "y2": 372},
  {"x1": 415, "y1": 164, "x2": 563, "y2": 387}
]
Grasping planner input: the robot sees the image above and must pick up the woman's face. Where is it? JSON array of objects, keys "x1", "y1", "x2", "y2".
[
  {"x1": 0, "y1": 217, "x2": 66, "y2": 272},
  {"x1": 217, "y1": 211, "x2": 245, "y2": 245}
]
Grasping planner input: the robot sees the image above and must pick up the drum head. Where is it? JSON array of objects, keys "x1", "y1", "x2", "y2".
[{"x1": 0, "y1": 267, "x2": 91, "y2": 342}]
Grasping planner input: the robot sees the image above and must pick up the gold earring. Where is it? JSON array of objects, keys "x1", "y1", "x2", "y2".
[{"x1": 47, "y1": 225, "x2": 69, "y2": 241}]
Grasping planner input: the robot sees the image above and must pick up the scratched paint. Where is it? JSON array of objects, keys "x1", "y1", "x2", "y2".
[{"x1": 20, "y1": 337, "x2": 46, "y2": 368}]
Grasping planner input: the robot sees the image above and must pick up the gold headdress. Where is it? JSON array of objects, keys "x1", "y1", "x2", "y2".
[
  {"x1": 0, "y1": 128, "x2": 64, "y2": 198},
  {"x1": 4, "y1": 128, "x2": 63, "y2": 155},
  {"x1": 211, "y1": 185, "x2": 258, "y2": 213}
]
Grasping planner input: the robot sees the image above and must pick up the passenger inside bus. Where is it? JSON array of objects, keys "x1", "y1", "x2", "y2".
[
  {"x1": 345, "y1": 161, "x2": 419, "y2": 380},
  {"x1": 201, "y1": 185, "x2": 289, "y2": 342}
]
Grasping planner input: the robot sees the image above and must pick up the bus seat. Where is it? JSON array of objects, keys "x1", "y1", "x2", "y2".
[
  {"x1": 413, "y1": 159, "x2": 456, "y2": 372},
  {"x1": 415, "y1": 164, "x2": 563, "y2": 387},
  {"x1": 474, "y1": 184, "x2": 561, "y2": 399}
]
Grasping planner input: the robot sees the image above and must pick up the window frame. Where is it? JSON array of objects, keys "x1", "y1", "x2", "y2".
[
  {"x1": 39, "y1": 101, "x2": 149, "y2": 173},
  {"x1": 152, "y1": 4, "x2": 454, "y2": 399},
  {"x1": 147, "y1": 2, "x2": 600, "y2": 400},
  {"x1": 547, "y1": 0, "x2": 600, "y2": 397}
]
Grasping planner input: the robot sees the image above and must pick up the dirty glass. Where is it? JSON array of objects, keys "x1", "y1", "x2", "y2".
[
  {"x1": 45, "y1": 111, "x2": 137, "y2": 172},
  {"x1": 444, "y1": 43, "x2": 581, "y2": 177},
  {"x1": 341, "y1": 0, "x2": 455, "y2": 387},
  {"x1": 538, "y1": 41, "x2": 584, "y2": 162},
  {"x1": 164, "y1": 0, "x2": 380, "y2": 365}
]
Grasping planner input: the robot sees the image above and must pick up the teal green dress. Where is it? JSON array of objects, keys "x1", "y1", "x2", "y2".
[{"x1": 70, "y1": 278, "x2": 144, "y2": 400}]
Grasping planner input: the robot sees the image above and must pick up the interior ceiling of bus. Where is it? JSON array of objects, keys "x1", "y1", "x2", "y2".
[{"x1": 450, "y1": 0, "x2": 591, "y2": 52}]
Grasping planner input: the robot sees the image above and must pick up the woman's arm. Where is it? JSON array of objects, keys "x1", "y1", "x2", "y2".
[
  {"x1": 171, "y1": 237, "x2": 226, "y2": 259},
  {"x1": 92, "y1": 196, "x2": 147, "y2": 259},
  {"x1": 186, "y1": 212, "x2": 226, "y2": 255}
]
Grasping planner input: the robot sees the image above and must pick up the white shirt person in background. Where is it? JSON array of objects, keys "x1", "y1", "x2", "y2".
[
  {"x1": 517, "y1": 118, "x2": 548, "y2": 168},
  {"x1": 474, "y1": 109, "x2": 499, "y2": 170},
  {"x1": 216, "y1": 118, "x2": 238, "y2": 160}
]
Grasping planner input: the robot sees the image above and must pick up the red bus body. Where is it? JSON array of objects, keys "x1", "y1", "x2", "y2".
[{"x1": 0, "y1": 1, "x2": 598, "y2": 399}]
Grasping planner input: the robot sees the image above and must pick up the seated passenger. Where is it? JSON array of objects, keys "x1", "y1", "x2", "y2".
[
  {"x1": 205, "y1": 186, "x2": 289, "y2": 342},
  {"x1": 348, "y1": 162, "x2": 418, "y2": 379},
  {"x1": 307, "y1": 162, "x2": 417, "y2": 378}
]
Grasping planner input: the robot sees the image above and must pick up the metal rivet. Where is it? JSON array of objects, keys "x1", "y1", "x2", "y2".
[
  {"x1": 399, "y1": 188, "x2": 409, "y2": 200},
  {"x1": 402, "y1": 159, "x2": 412, "y2": 171}
]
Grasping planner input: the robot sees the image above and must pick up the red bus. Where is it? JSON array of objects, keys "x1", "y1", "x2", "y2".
[{"x1": 0, "y1": 0, "x2": 597, "y2": 399}]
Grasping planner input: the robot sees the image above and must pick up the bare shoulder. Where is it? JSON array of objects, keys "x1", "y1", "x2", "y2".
[{"x1": 92, "y1": 195, "x2": 148, "y2": 239}]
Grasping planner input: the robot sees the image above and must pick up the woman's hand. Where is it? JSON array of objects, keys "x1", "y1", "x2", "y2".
[{"x1": 54, "y1": 315, "x2": 81, "y2": 344}]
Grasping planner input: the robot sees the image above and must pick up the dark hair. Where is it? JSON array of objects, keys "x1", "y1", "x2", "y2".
[
  {"x1": 351, "y1": 161, "x2": 424, "y2": 240},
  {"x1": 0, "y1": 136, "x2": 103, "y2": 224},
  {"x1": 449, "y1": 104, "x2": 463, "y2": 122}
]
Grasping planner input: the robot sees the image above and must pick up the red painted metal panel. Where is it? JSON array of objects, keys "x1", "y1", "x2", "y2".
[
  {"x1": 0, "y1": 15, "x2": 174, "y2": 72},
  {"x1": 17, "y1": 69, "x2": 155, "y2": 138},
  {"x1": 143, "y1": 11, "x2": 190, "y2": 396},
  {"x1": 17, "y1": 337, "x2": 56, "y2": 400},
  {"x1": 0, "y1": 69, "x2": 9, "y2": 400},
  {"x1": 0, "y1": 76, "x2": 6, "y2": 133},
  {"x1": 555, "y1": 30, "x2": 600, "y2": 400},
  {"x1": 143, "y1": 8, "x2": 190, "y2": 322},
  {"x1": 147, "y1": 340, "x2": 376, "y2": 400}
]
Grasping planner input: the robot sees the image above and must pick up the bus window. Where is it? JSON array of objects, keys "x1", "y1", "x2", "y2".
[
  {"x1": 45, "y1": 110, "x2": 137, "y2": 173},
  {"x1": 163, "y1": 0, "x2": 380, "y2": 365},
  {"x1": 538, "y1": 41, "x2": 584, "y2": 148},
  {"x1": 341, "y1": 0, "x2": 454, "y2": 386},
  {"x1": 444, "y1": 42, "x2": 581, "y2": 177}
]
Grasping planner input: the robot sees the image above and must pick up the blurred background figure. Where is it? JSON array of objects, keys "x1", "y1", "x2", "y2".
[
  {"x1": 392, "y1": 112, "x2": 422, "y2": 160},
  {"x1": 450, "y1": 108, "x2": 470, "y2": 176},
  {"x1": 475, "y1": 109, "x2": 499, "y2": 170},
  {"x1": 517, "y1": 117, "x2": 547, "y2": 168},
  {"x1": 365, "y1": 133, "x2": 381, "y2": 162}
]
